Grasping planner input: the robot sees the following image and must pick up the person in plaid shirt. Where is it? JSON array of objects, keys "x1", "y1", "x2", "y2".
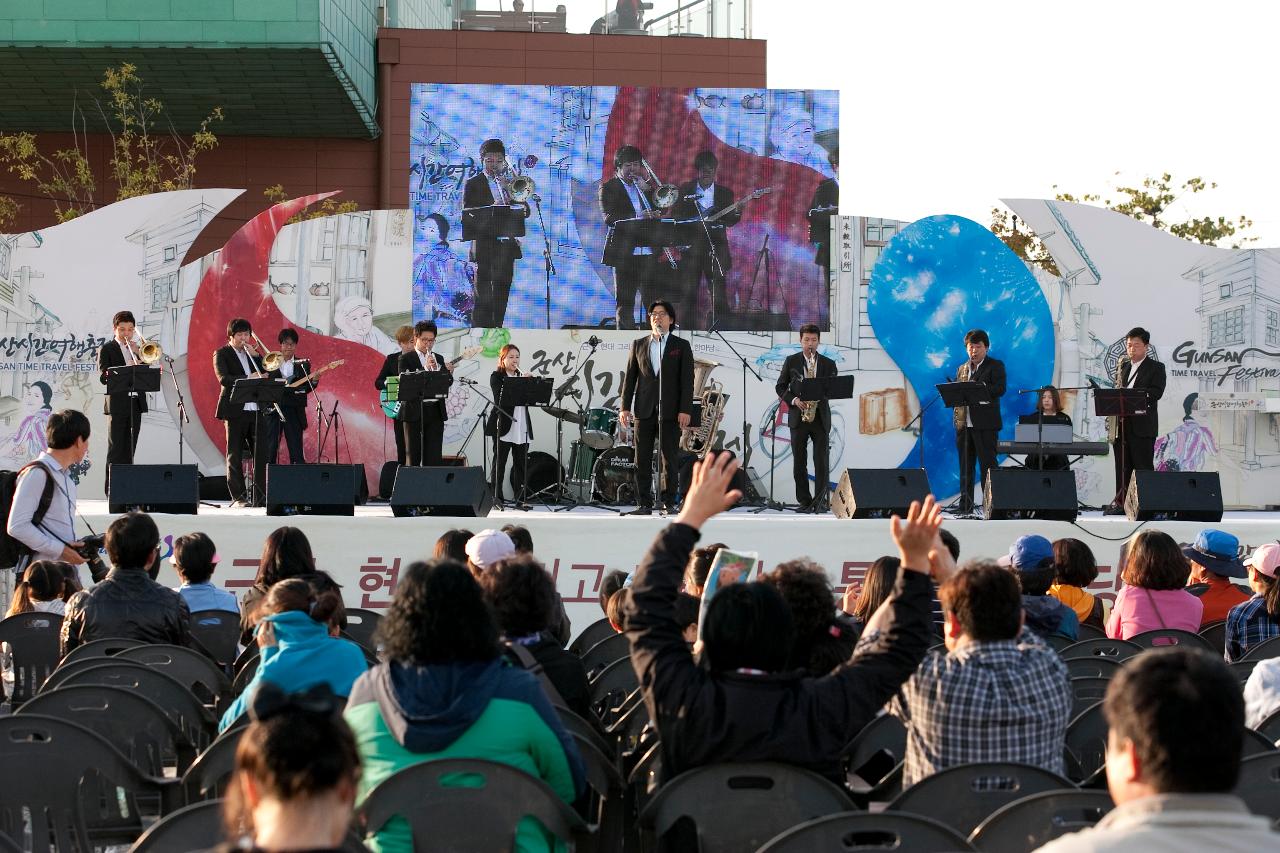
[
  {"x1": 889, "y1": 560, "x2": 1072, "y2": 787},
  {"x1": 1224, "y1": 542, "x2": 1280, "y2": 662}
]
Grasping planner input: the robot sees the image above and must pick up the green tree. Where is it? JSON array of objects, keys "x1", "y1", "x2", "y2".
[
  {"x1": 263, "y1": 184, "x2": 361, "y2": 223},
  {"x1": 990, "y1": 206, "x2": 1060, "y2": 276},
  {"x1": 0, "y1": 62, "x2": 223, "y2": 228}
]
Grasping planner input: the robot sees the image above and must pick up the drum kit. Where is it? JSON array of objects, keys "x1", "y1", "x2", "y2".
[{"x1": 538, "y1": 404, "x2": 638, "y2": 508}]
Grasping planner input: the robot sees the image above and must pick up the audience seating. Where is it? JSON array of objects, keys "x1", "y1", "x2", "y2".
[
  {"x1": 232, "y1": 651, "x2": 262, "y2": 695},
  {"x1": 968, "y1": 789, "x2": 1113, "y2": 852},
  {"x1": 1233, "y1": 752, "x2": 1280, "y2": 821},
  {"x1": 637, "y1": 762, "x2": 853, "y2": 853},
  {"x1": 1198, "y1": 620, "x2": 1228, "y2": 656},
  {"x1": 568, "y1": 732, "x2": 627, "y2": 853},
  {"x1": 570, "y1": 618, "x2": 617, "y2": 657},
  {"x1": 605, "y1": 692, "x2": 651, "y2": 747},
  {"x1": 555, "y1": 705, "x2": 614, "y2": 759},
  {"x1": 1064, "y1": 656, "x2": 1123, "y2": 680},
  {"x1": 581, "y1": 632, "x2": 631, "y2": 677},
  {"x1": 183, "y1": 724, "x2": 248, "y2": 801},
  {"x1": 358, "y1": 757, "x2": 586, "y2": 851},
  {"x1": 1043, "y1": 633, "x2": 1077, "y2": 652},
  {"x1": 52, "y1": 660, "x2": 217, "y2": 750},
  {"x1": 1240, "y1": 727, "x2": 1278, "y2": 756},
  {"x1": 1058, "y1": 639, "x2": 1141, "y2": 661},
  {"x1": 59, "y1": 636, "x2": 143, "y2": 665},
  {"x1": 588, "y1": 657, "x2": 640, "y2": 724},
  {"x1": 0, "y1": 611, "x2": 62, "y2": 707},
  {"x1": 758, "y1": 811, "x2": 975, "y2": 852},
  {"x1": 1075, "y1": 624, "x2": 1107, "y2": 641},
  {"x1": 116, "y1": 643, "x2": 235, "y2": 713},
  {"x1": 1256, "y1": 709, "x2": 1280, "y2": 744},
  {"x1": 186, "y1": 609, "x2": 241, "y2": 669},
  {"x1": 1230, "y1": 660, "x2": 1260, "y2": 683},
  {"x1": 1241, "y1": 636, "x2": 1280, "y2": 662},
  {"x1": 843, "y1": 712, "x2": 907, "y2": 805},
  {"x1": 0, "y1": 830, "x2": 19, "y2": 853},
  {"x1": 1068, "y1": 676, "x2": 1112, "y2": 720},
  {"x1": 1063, "y1": 702, "x2": 1107, "y2": 785},
  {"x1": 887, "y1": 762, "x2": 1075, "y2": 836},
  {"x1": 342, "y1": 607, "x2": 383, "y2": 651},
  {"x1": 1127, "y1": 629, "x2": 1213, "y2": 652},
  {"x1": 625, "y1": 740, "x2": 662, "y2": 816},
  {"x1": 40, "y1": 654, "x2": 153, "y2": 693},
  {"x1": 127, "y1": 798, "x2": 225, "y2": 852},
  {"x1": 232, "y1": 642, "x2": 259, "y2": 674}
]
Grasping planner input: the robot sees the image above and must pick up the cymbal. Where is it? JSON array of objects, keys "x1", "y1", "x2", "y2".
[{"x1": 544, "y1": 405, "x2": 584, "y2": 425}]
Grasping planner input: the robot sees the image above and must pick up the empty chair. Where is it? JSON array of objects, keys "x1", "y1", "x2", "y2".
[
  {"x1": 843, "y1": 712, "x2": 907, "y2": 803},
  {"x1": 887, "y1": 762, "x2": 1075, "y2": 836},
  {"x1": 40, "y1": 654, "x2": 153, "y2": 694},
  {"x1": 1127, "y1": 629, "x2": 1213, "y2": 652},
  {"x1": 570, "y1": 618, "x2": 617, "y2": 657},
  {"x1": 127, "y1": 798, "x2": 226, "y2": 852},
  {"x1": 58, "y1": 636, "x2": 143, "y2": 666},
  {"x1": 232, "y1": 642, "x2": 259, "y2": 675},
  {"x1": 1043, "y1": 633, "x2": 1078, "y2": 652},
  {"x1": 1256, "y1": 709, "x2": 1280, "y2": 744},
  {"x1": 568, "y1": 732, "x2": 626, "y2": 853},
  {"x1": 1230, "y1": 660, "x2": 1260, "y2": 684},
  {"x1": 758, "y1": 811, "x2": 975, "y2": 853},
  {"x1": 1199, "y1": 620, "x2": 1228, "y2": 656},
  {"x1": 1075, "y1": 623, "x2": 1107, "y2": 641},
  {"x1": 1233, "y1": 751, "x2": 1280, "y2": 820},
  {"x1": 580, "y1": 631, "x2": 631, "y2": 677},
  {"x1": 55, "y1": 660, "x2": 217, "y2": 750},
  {"x1": 1064, "y1": 657, "x2": 1123, "y2": 680},
  {"x1": 1242, "y1": 636, "x2": 1280, "y2": 662},
  {"x1": 233, "y1": 651, "x2": 262, "y2": 695},
  {"x1": 638, "y1": 762, "x2": 853, "y2": 853},
  {"x1": 187, "y1": 609, "x2": 242, "y2": 668},
  {"x1": 0, "y1": 611, "x2": 62, "y2": 706},
  {"x1": 116, "y1": 643, "x2": 234, "y2": 713},
  {"x1": 1063, "y1": 702, "x2": 1107, "y2": 785},
  {"x1": 588, "y1": 656, "x2": 640, "y2": 725},
  {"x1": 342, "y1": 607, "x2": 383, "y2": 651},
  {"x1": 358, "y1": 758, "x2": 585, "y2": 852},
  {"x1": 555, "y1": 705, "x2": 613, "y2": 759},
  {"x1": 968, "y1": 789, "x2": 1114, "y2": 852},
  {"x1": 1059, "y1": 639, "x2": 1142, "y2": 661},
  {"x1": 183, "y1": 724, "x2": 249, "y2": 801},
  {"x1": 1069, "y1": 676, "x2": 1112, "y2": 719},
  {"x1": 606, "y1": 691, "x2": 651, "y2": 747},
  {"x1": 1241, "y1": 727, "x2": 1278, "y2": 757}
]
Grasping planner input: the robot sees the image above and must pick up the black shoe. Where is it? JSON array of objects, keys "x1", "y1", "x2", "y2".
[
  {"x1": 625, "y1": 506, "x2": 653, "y2": 516},
  {"x1": 1103, "y1": 503, "x2": 1125, "y2": 516}
]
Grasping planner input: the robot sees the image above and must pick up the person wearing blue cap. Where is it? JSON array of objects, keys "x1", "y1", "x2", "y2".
[
  {"x1": 1182, "y1": 530, "x2": 1250, "y2": 626},
  {"x1": 998, "y1": 534, "x2": 1079, "y2": 641}
]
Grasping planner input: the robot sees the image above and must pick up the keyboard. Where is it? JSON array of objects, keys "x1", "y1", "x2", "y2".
[{"x1": 997, "y1": 441, "x2": 1109, "y2": 456}]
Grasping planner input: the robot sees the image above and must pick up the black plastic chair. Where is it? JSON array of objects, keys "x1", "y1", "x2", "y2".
[
  {"x1": 625, "y1": 739, "x2": 662, "y2": 815},
  {"x1": 555, "y1": 705, "x2": 614, "y2": 759},
  {"x1": 581, "y1": 631, "x2": 631, "y2": 678},
  {"x1": 343, "y1": 607, "x2": 383, "y2": 651},
  {"x1": 1058, "y1": 638, "x2": 1142, "y2": 661},
  {"x1": 0, "y1": 830, "x2": 19, "y2": 853},
  {"x1": 1242, "y1": 636, "x2": 1280, "y2": 662},
  {"x1": 569, "y1": 732, "x2": 626, "y2": 853},
  {"x1": 1233, "y1": 751, "x2": 1280, "y2": 820},
  {"x1": 588, "y1": 656, "x2": 640, "y2": 724},
  {"x1": 127, "y1": 798, "x2": 225, "y2": 852},
  {"x1": 1231, "y1": 660, "x2": 1260, "y2": 683},
  {"x1": 606, "y1": 691, "x2": 651, "y2": 748},
  {"x1": 56, "y1": 660, "x2": 217, "y2": 751},
  {"x1": 0, "y1": 611, "x2": 62, "y2": 706},
  {"x1": 1043, "y1": 633, "x2": 1077, "y2": 652},
  {"x1": 1064, "y1": 656, "x2": 1123, "y2": 680},
  {"x1": 638, "y1": 762, "x2": 853, "y2": 853},
  {"x1": 1069, "y1": 676, "x2": 1112, "y2": 720},
  {"x1": 358, "y1": 757, "x2": 585, "y2": 851},
  {"x1": 968, "y1": 789, "x2": 1113, "y2": 852},
  {"x1": 116, "y1": 643, "x2": 235, "y2": 713},
  {"x1": 232, "y1": 641, "x2": 259, "y2": 674},
  {"x1": 759, "y1": 810, "x2": 975, "y2": 852},
  {"x1": 187, "y1": 609, "x2": 242, "y2": 668},
  {"x1": 1063, "y1": 702, "x2": 1107, "y2": 785},
  {"x1": 887, "y1": 762, "x2": 1075, "y2": 836},
  {"x1": 233, "y1": 651, "x2": 262, "y2": 696},
  {"x1": 182, "y1": 724, "x2": 249, "y2": 801},
  {"x1": 1199, "y1": 620, "x2": 1228, "y2": 656},
  {"x1": 570, "y1": 618, "x2": 618, "y2": 657},
  {"x1": 40, "y1": 654, "x2": 155, "y2": 694},
  {"x1": 1128, "y1": 628, "x2": 1213, "y2": 652},
  {"x1": 1242, "y1": 726, "x2": 1278, "y2": 756},
  {"x1": 1075, "y1": 623, "x2": 1107, "y2": 641},
  {"x1": 1256, "y1": 708, "x2": 1280, "y2": 745},
  {"x1": 843, "y1": 712, "x2": 907, "y2": 804},
  {"x1": 58, "y1": 636, "x2": 144, "y2": 665}
]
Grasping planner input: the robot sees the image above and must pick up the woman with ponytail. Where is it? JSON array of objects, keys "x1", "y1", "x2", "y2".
[{"x1": 6, "y1": 559, "x2": 74, "y2": 617}]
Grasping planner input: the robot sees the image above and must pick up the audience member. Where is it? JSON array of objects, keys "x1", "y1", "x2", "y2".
[
  {"x1": 844, "y1": 556, "x2": 900, "y2": 633},
  {"x1": 1106, "y1": 530, "x2": 1202, "y2": 640},
  {"x1": 172, "y1": 532, "x2": 238, "y2": 615},
  {"x1": 1225, "y1": 542, "x2": 1280, "y2": 662},
  {"x1": 683, "y1": 541, "x2": 728, "y2": 597},
  {"x1": 673, "y1": 592, "x2": 700, "y2": 644},
  {"x1": 1034, "y1": 649, "x2": 1275, "y2": 852},
  {"x1": 765, "y1": 559, "x2": 857, "y2": 675},
  {"x1": 213, "y1": 684, "x2": 360, "y2": 853},
  {"x1": 6, "y1": 409, "x2": 90, "y2": 573},
  {"x1": 1050, "y1": 537, "x2": 1105, "y2": 630},
  {"x1": 605, "y1": 588, "x2": 629, "y2": 632},
  {"x1": 463, "y1": 528, "x2": 515, "y2": 577},
  {"x1": 891, "y1": 559, "x2": 1071, "y2": 787},
  {"x1": 220, "y1": 578, "x2": 368, "y2": 732},
  {"x1": 1000, "y1": 535, "x2": 1079, "y2": 641},
  {"x1": 1243, "y1": 656, "x2": 1280, "y2": 729},
  {"x1": 433, "y1": 528, "x2": 473, "y2": 563},
  {"x1": 240, "y1": 526, "x2": 323, "y2": 643},
  {"x1": 6, "y1": 559, "x2": 73, "y2": 616},
  {"x1": 480, "y1": 556, "x2": 593, "y2": 721},
  {"x1": 501, "y1": 524, "x2": 534, "y2": 554},
  {"x1": 1182, "y1": 530, "x2": 1250, "y2": 625},
  {"x1": 344, "y1": 559, "x2": 585, "y2": 853},
  {"x1": 625, "y1": 453, "x2": 942, "y2": 783},
  {"x1": 60, "y1": 512, "x2": 190, "y2": 656},
  {"x1": 598, "y1": 569, "x2": 628, "y2": 615}
]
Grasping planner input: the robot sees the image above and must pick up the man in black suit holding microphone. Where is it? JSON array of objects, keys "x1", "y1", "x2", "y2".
[
  {"x1": 776, "y1": 323, "x2": 837, "y2": 512},
  {"x1": 620, "y1": 300, "x2": 694, "y2": 515},
  {"x1": 952, "y1": 328, "x2": 1006, "y2": 515},
  {"x1": 397, "y1": 320, "x2": 453, "y2": 467},
  {"x1": 213, "y1": 318, "x2": 269, "y2": 506},
  {"x1": 1106, "y1": 326, "x2": 1167, "y2": 514},
  {"x1": 97, "y1": 309, "x2": 149, "y2": 496}
]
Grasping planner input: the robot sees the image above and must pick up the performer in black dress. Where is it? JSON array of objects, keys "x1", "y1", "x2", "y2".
[
  {"x1": 487, "y1": 343, "x2": 533, "y2": 507},
  {"x1": 1017, "y1": 385, "x2": 1072, "y2": 471}
]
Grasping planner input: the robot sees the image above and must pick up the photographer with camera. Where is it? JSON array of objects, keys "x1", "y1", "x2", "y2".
[{"x1": 60, "y1": 511, "x2": 190, "y2": 657}]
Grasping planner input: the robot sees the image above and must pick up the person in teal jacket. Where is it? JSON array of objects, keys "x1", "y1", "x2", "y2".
[
  {"x1": 344, "y1": 559, "x2": 586, "y2": 853},
  {"x1": 220, "y1": 577, "x2": 369, "y2": 732}
]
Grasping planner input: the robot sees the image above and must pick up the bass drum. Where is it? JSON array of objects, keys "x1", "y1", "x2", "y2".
[
  {"x1": 593, "y1": 446, "x2": 638, "y2": 505},
  {"x1": 511, "y1": 451, "x2": 563, "y2": 500}
]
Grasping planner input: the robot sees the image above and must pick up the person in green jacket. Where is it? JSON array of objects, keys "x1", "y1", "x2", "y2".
[{"x1": 344, "y1": 560, "x2": 586, "y2": 853}]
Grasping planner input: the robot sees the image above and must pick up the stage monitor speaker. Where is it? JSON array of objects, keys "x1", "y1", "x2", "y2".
[
  {"x1": 984, "y1": 469, "x2": 1078, "y2": 521},
  {"x1": 1125, "y1": 471, "x2": 1222, "y2": 522},
  {"x1": 266, "y1": 464, "x2": 360, "y2": 516},
  {"x1": 390, "y1": 466, "x2": 492, "y2": 518},
  {"x1": 831, "y1": 469, "x2": 931, "y2": 519},
  {"x1": 109, "y1": 464, "x2": 199, "y2": 515},
  {"x1": 378, "y1": 462, "x2": 400, "y2": 501}
]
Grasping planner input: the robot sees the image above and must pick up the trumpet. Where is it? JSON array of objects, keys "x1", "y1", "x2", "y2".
[
  {"x1": 640, "y1": 157, "x2": 680, "y2": 209},
  {"x1": 129, "y1": 334, "x2": 163, "y2": 364}
]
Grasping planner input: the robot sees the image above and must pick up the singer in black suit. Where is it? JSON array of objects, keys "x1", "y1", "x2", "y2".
[
  {"x1": 1107, "y1": 326, "x2": 1167, "y2": 513},
  {"x1": 952, "y1": 328, "x2": 1007, "y2": 514},
  {"x1": 97, "y1": 309, "x2": 150, "y2": 496},
  {"x1": 464, "y1": 138, "x2": 529, "y2": 328},
  {"x1": 775, "y1": 323, "x2": 838, "y2": 511},
  {"x1": 619, "y1": 300, "x2": 694, "y2": 514},
  {"x1": 264, "y1": 328, "x2": 315, "y2": 465},
  {"x1": 486, "y1": 343, "x2": 533, "y2": 506},
  {"x1": 397, "y1": 320, "x2": 453, "y2": 467},
  {"x1": 374, "y1": 325, "x2": 416, "y2": 466},
  {"x1": 213, "y1": 318, "x2": 272, "y2": 506},
  {"x1": 806, "y1": 149, "x2": 839, "y2": 287},
  {"x1": 674, "y1": 151, "x2": 741, "y2": 325},
  {"x1": 602, "y1": 145, "x2": 664, "y2": 330}
]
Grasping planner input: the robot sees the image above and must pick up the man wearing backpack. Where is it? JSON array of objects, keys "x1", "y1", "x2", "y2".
[{"x1": 5, "y1": 410, "x2": 90, "y2": 577}]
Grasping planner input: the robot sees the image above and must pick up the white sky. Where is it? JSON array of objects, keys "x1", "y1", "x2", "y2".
[{"x1": 756, "y1": 0, "x2": 1280, "y2": 246}]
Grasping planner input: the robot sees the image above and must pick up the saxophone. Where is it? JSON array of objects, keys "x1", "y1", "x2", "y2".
[
  {"x1": 1106, "y1": 356, "x2": 1130, "y2": 442},
  {"x1": 680, "y1": 357, "x2": 729, "y2": 458}
]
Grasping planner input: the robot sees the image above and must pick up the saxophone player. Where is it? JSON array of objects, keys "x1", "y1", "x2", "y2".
[
  {"x1": 775, "y1": 323, "x2": 837, "y2": 512},
  {"x1": 463, "y1": 138, "x2": 529, "y2": 328}
]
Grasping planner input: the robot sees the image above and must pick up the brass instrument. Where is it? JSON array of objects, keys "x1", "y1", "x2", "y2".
[
  {"x1": 1105, "y1": 356, "x2": 1131, "y2": 442},
  {"x1": 680, "y1": 357, "x2": 729, "y2": 458},
  {"x1": 801, "y1": 357, "x2": 818, "y2": 423},
  {"x1": 244, "y1": 332, "x2": 286, "y2": 419},
  {"x1": 640, "y1": 157, "x2": 680, "y2": 208},
  {"x1": 501, "y1": 159, "x2": 539, "y2": 203},
  {"x1": 129, "y1": 334, "x2": 163, "y2": 364}
]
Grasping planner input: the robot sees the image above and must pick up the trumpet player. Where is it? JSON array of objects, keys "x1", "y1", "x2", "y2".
[
  {"x1": 98, "y1": 310, "x2": 151, "y2": 495},
  {"x1": 214, "y1": 318, "x2": 271, "y2": 507},
  {"x1": 775, "y1": 323, "x2": 836, "y2": 513},
  {"x1": 464, "y1": 138, "x2": 529, "y2": 329},
  {"x1": 601, "y1": 145, "x2": 663, "y2": 329}
]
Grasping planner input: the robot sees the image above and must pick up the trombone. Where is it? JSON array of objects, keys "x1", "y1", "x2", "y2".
[
  {"x1": 640, "y1": 157, "x2": 680, "y2": 208},
  {"x1": 502, "y1": 159, "x2": 539, "y2": 204},
  {"x1": 129, "y1": 334, "x2": 163, "y2": 364},
  {"x1": 246, "y1": 332, "x2": 286, "y2": 419}
]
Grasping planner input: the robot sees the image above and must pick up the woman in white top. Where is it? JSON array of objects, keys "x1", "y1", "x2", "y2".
[{"x1": 487, "y1": 344, "x2": 533, "y2": 508}]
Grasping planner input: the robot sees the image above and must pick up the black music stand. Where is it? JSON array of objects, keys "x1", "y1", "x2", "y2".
[
  {"x1": 461, "y1": 204, "x2": 527, "y2": 241},
  {"x1": 797, "y1": 374, "x2": 854, "y2": 511},
  {"x1": 104, "y1": 365, "x2": 161, "y2": 466},
  {"x1": 230, "y1": 378, "x2": 286, "y2": 505},
  {"x1": 1095, "y1": 386, "x2": 1150, "y2": 503},
  {"x1": 937, "y1": 380, "x2": 993, "y2": 516},
  {"x1": 501, "y1": 376, "x2": 554, "y2": 509},
  {"x1": 395, "y1": 369, "x2": 452, "y2": 466}
]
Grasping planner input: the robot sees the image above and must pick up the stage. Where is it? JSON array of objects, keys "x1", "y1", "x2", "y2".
[{"x1": 66, "y1": 500, "x2": 1280, "y2": 637}]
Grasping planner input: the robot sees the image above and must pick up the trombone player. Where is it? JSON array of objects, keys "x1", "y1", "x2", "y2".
[
  {"x1": 98, "y1": 309, "x2": 152, "y2": 495},
  {"x1": 463, "y1": 138, "x2": 530, "y2": 328},
  {"x1": 601, "y1": 145, "x2": 672, "y2": 329},
  {"x1": 214, "y1": 318, "x2": 276, "y2": 507}
]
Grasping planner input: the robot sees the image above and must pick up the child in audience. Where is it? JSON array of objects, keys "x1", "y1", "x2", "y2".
[
  {"x1": 172, "y1": 532, "x2": 238, "y2": 614},
  {"x1": 1107, "y1": 530, "x2": 1202, "y2": 640},
  {"x1": 1050, "y1": 538, "x2": 1105, "y2": 630},
  {"x1": 1225, "y1": 543, "x2": 1280, "y2": 662},
  {"x1": 6, "y1": 559, "x2": 74, "y2": 617}
]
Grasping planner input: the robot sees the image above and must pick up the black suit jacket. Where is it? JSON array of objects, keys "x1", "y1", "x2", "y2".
[
  {"x1": 1118, "y1": 358, "x2": 1167, "y2": 438},
  {"x1": 952, "y1": 357, "x2": 1007, "y2": 432},
  {"x1": 267, "y1": 359, "x2": 314, "y2": 429},
  {"x1": 374, "y1": 350, "x2": 401, "y2": 392},
  {"x1": 97, "y1": 340, "x2": 150, "y2": 416},
  {"x1": 601, "y1": 176, "x2": 657, "y2": 267},
  {"x1": 396, "y1": 349, "x2": 453, "y2": 423},
  {"x1": 463, "y1": 173, "x2": 525, "y2": 263},
  {"x1": 775, "y1": 352, "x2": 838, "y2": 431},
  {"x1": 487, "y1": 369, "x2": 534, "y2": 440},
  {"x1": 213, "y1": 344, "x2": 265, "y2": 421},
  {"x1": 807, "y1": 178, "x2": 839, "y2": 266},
  {"x1": 674, "y1": 181, "x2": 738, "y2": 273},
  {"x1": 621, "y1": 333, "x2": 695, "y2": 422}
]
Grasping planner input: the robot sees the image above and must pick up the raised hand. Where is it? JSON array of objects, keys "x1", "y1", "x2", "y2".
[
  {"x1": 889, "y1": 495, "x2": 944, "y2": 574},
  {"x1": 675, "y1": 451, "x2": 743, "y2": 531}
]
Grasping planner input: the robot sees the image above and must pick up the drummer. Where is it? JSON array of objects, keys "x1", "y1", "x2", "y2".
[{"x1": 487, "y1": 344, "x2": 533, "y2": 508}]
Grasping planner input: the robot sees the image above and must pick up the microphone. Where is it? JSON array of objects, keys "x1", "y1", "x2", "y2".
[
  {"x1": 682, "y1": 193, "x2": 700, "y2": 200},
  {"x1": 587, "y1": 335, "x2": 602, "y2": 347}
]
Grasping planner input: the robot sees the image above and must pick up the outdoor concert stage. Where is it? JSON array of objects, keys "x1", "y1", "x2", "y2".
[{"x1": 74, "y1": 500, "x2": 1280, "y2": 635}]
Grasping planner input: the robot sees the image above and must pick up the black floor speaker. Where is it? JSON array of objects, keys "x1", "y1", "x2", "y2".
[
  {"x1": 984, "y1": 469, "x2": 1078, "y2": 521},
  {"x1": 390, "y1": 466, "x2": 492, "y2": 517},
  {"x1": 831, "y1": 469, "x2": 931, "y2": 519},
  {"x1": 108, "y1": 464, "x2": 199, "y2": 515},
  {"x1": 266, "y1": 464, "x2": 363, "y2": 516},
  {"x1": 1125, "y1": 471, "x2": 1222, "y2": 521},
  {"x1": 378, "y1": 462, "x2": 400, "y2": 500}
]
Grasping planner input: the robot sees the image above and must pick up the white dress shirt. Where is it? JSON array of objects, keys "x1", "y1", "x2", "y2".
[
  {"x1": 696, "y1": 182, "x2": 715, "y2": 213},
  {"x1": 649, "y1": 333, "x2": 667, "y2": 375},
  {"x1": 234, "y1": 348, "x2": 259, "y2": 411},
  {"x1": 624, "y1": 181, "x2": 654, "y2": 256},
  {"x1": 1127, "y1": 358, "x2": 1145, "y2": 388}
]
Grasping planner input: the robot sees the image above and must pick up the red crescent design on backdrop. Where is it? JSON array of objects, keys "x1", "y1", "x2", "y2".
[{"x1": 188, "y1": 193, "x2": 392, "y2": 494}]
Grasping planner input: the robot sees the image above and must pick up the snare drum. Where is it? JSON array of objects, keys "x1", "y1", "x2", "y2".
[
  {"x1": 581, "y1": 407, "x2": 619, "y2": 450},
  {"x1": 593, "y1": 445, "x2": 638, "y2": 505}
]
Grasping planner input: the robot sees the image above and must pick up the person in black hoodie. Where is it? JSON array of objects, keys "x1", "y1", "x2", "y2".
[{"x1": 625, "y1": 452, "x2": 946, "y2": 784}]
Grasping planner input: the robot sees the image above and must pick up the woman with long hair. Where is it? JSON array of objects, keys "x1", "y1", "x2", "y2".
[
  {"x1": 1106, "y1": 530, "x2": 1202, "y2": 640},
  {"x1": 239, "y1": 527, "x2": 344, "y2": 644},
  {"x1": 487, "y1": 344, "x2": 533, "y2": 507},
  {"x1": 848, "y1": 555, "x2": 901, "y2": 632},
  {"x1": 1017, "y1": 385, "x2": 1072, "y2": 471},
  {"x1": 1226, "y1": 544, "x2": 1280, "y2": 662}
]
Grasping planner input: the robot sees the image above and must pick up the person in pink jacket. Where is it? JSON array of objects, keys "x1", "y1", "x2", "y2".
[{"x1": 1107, "y1": 530, "x2": 1203, "y2": 640}]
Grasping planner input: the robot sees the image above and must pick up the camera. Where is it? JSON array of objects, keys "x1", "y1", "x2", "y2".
[{"x1": 78, "y1": 534, "x2": 109, "y2": 583}]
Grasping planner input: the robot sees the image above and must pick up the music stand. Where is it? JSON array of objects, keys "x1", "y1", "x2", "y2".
[
  {"x1": 1095, "y1": 386, "x2": 1150, "y2": 503},
  {"x1": 501, "y1": 376, "x2": 554, "y2": 509},
  {"x1": 797, "y1": 374, "x2": 854, "y2": 511},
  {"x1": 395, "y1": 369, "x2": 452, "y2": 466},
  {"x1": 104, "y1": 365, "x2": 161, "y2": 469},
  {"x1": 937, "y1": 380, "x2": 993, "y2": 516},
  {"x1": 461, "y1": 204, "x2": 526, "y2": 241},
  {"x1": 230, "y1": 378, "x2": 286, "y2": 505}
]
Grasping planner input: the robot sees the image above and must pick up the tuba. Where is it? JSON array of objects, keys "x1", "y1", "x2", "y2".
[{"x1": 680, "y1": 358, "x2": 729, "y2": 458}]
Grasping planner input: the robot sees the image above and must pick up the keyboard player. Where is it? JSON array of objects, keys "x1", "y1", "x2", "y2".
[{"x1": 1017, "y1": 386, "x2": 1072, "y2": 470}]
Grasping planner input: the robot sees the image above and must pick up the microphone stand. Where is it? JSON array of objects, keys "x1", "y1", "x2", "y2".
[
  {"x1": 686, "y1": 189, "x2": 727, "y2": 328},
  {"x1": 162, "y1": 354, "x2": 189, "y2": 465},
  {"x1": 533, "y1": 196, "x2": 555, "y2": 329},
  {"x1": 708, "y1": 323, "x2": 774, "y2": 512}
]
